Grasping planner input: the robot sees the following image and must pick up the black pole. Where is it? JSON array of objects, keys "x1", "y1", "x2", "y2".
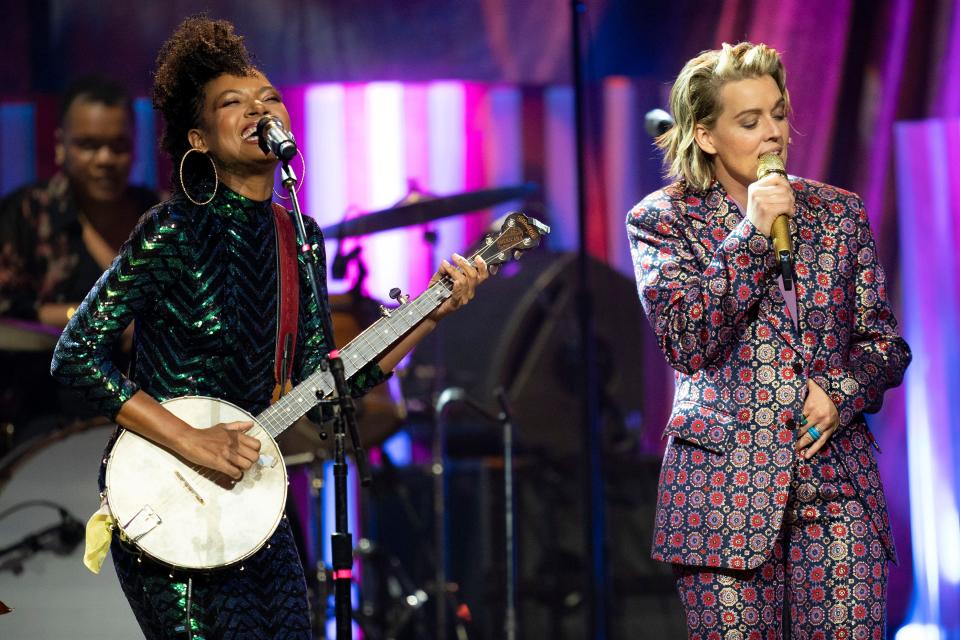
[
  {"x1": 570, "y1": 2, "x2": 609, "y2": 639},
  {"x1": 281, "y1": 163, "x2": 369, "y2": 639}
]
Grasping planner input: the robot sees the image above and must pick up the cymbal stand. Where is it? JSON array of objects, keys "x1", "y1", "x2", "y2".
[
  {"x1": 436, "y1": 387, "x2": 517, "y2": 640},
  {"x1": 281, "y1": 161, "x2": 372, "y2": 639}
]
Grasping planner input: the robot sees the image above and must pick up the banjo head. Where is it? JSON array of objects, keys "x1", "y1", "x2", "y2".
[{"x1": 105, "y1": 396, "x2": 288, "y2": 570}]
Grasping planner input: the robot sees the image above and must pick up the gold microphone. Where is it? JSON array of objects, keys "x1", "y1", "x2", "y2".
[{"x1": 756, "y1": 153, "x2": 794, "y2": 290}]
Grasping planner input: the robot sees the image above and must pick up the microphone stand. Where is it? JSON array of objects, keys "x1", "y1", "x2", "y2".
[{"x1": 280, "y1": 161, "x2": 372, "y2": 639}]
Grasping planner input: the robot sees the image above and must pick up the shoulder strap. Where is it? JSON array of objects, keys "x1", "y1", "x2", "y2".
[{"x1": 271, "y1": 203, "x2": 300, "y2": 400}]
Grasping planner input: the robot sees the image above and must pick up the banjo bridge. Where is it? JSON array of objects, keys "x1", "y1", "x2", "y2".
[{"x1": 174, "y1": 471, "x2": 206, "y2": 505}]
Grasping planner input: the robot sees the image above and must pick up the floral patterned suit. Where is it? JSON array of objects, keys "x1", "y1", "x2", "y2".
[{"x1": 627, "y1": 177, "x2": 910, "y2": 638}]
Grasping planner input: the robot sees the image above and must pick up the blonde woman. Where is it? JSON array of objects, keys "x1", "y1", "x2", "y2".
[{"x1": 627, "y1": 42, "x2": 910, "y2": 638}]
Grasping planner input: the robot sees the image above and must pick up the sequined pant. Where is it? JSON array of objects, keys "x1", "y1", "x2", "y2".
[
  {"x1": 674, "y1": 443, "x2": 889, "y2": 640},
  {"x1": 111, "y1": 518, "x2": 311, "y2": 640}
]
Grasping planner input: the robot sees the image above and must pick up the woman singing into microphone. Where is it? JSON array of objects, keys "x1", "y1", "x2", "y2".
[
  {"x1": 626, "y1": 42, "x2": 910, "y2": 637},
  {"x1": 52, "y1": 16, "x2": 487, "y2": 639}
]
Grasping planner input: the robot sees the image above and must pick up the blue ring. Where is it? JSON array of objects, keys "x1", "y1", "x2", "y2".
[{"x1": 806, "y1": 425, "x2": 822, "y2": 441}]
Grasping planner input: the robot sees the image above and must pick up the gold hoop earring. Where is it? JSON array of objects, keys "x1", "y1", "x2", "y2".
[
  {"x1": 273, "y1": 148, "x2": 307, "y2": 201},
  {"x1": 179, "y1": 148, "x2": 218, "y2": 206}
]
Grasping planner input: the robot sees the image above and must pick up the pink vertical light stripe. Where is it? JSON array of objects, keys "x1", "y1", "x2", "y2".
[
  {"x1": 483, "y1": 86, "x2": 523, "y2": 225},
  {"x1": 280, "y1": 85, "x2": 307, "y2": 194},
  {"x1": 363, "y1": 83, "x2": 410, "y2": 300},
  {"x1": 544, "y1": 85, "x2": 577, "y2": 252},
  {"x1": 463, "y1": 83, "x2": 490, "y2": 243},
  {"x1": 427, "y1": 82, "x2": 467, "y2": 263},
  {"x1": 402, "y1": 84, "x2": 435, "y2": 290},
  {"x1": 603, "y1": 76, "x2": 637, "y2": 275},
  {"x1": 343, "y1": 84, "x2": 372, "y2": 295},
  {"x1": 304, "y1": 84, "x2": 353, "y2": 297}
]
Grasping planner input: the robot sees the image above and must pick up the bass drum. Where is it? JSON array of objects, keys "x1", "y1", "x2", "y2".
[
  {"x1": 0, "y1": 419, "x2": 142, "y2": 640},
  {"x1": 277, "y1": 292, "x2": 406, "y2": 459}
]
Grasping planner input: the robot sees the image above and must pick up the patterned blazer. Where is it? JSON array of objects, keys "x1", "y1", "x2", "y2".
[{"x1": 626, "y1": 177, "x2": 910, "y2": 570}]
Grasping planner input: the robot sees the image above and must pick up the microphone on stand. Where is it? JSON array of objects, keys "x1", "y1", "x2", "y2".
[
  {"x1": 257, "y1": 115, "x2": 297, "y2": 162},
  {"x1": 756, "y1": 153, "x2": 794, "y2": 290},
  {"x1": 644, "y1": 109, "x2": 674, "y2": 137}
]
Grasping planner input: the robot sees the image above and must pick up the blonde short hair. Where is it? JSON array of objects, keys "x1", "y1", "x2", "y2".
[{"x1": 658, "y1": 42, "x2": 791, "y2": 191}]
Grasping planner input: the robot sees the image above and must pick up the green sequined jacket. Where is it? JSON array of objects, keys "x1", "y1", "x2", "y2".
[{"x1": 51, "y1": 187, "x2": 386, "y2": 422}]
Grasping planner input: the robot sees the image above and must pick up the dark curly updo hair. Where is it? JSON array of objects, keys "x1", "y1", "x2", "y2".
[{"x1": 152, "y1": 16, "x2": 257, "y2": 191}]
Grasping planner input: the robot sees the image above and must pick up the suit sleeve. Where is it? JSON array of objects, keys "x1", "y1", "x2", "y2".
[
  {"x1": 626, "y1": 191, "x2": 778, "y2": 375},
  {"x1": 810, "y1": 197, "x2": 911, "y2": 426},
  {"x1": 50, "y1": 204, "x2": 191, "y2": 419},
  {"x1": 292, "y1": 216, "x2": 389, "y2": 396}
]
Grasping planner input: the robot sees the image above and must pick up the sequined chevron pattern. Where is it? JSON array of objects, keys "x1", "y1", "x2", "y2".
[
  {"x1": 112, "y1": 519, "x2": 311, "y2": 640},
  {"x1": 52, "y1": 187, "x2": 387, "y2": 419},
  {"x1": 53, "y1": 189, "x2": 286, "y2": 418}
]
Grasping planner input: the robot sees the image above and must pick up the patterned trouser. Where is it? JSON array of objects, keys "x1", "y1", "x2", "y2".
[{"x1": 674, "y1": 443, "x2": 889, "y2": 640}]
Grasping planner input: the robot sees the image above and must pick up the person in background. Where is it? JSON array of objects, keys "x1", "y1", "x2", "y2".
[
  {"x1": 0, "y1": 76, "x2": 158, "y2": 445},
  {"x1": 627, "y1": 42, "x2": 910, "y2": 638},
  {"x1": 0, "y1": 75, "x2": 158, "y2": 327}
]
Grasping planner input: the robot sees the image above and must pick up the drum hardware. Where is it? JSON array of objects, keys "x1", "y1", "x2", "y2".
[
  {"x1": 321, "y1": 183, "x2": 538, "y2": 239},
  {"x1": 0, "y1": 500, "x2": 85, "y2": 575},
  {"x1": 354, "y1": 536, "x2": 429, "y2": 640},
  {"x1": 0, "y1": 420, "x2": 142, "y2": 638},
  {"x1": 0, "y1": 318, "x2": 61, "y2": 353},
  {"x1": 436, "y1": 386, "x2": 519, "y2": 640}
]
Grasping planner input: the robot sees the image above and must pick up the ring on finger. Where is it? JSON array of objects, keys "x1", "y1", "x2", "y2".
[{"x1": 806, "y1": 425, "x2": 822, "y2": 441}]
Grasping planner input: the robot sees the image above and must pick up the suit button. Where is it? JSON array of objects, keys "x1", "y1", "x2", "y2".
[{"x1": 792, "y1": 362, "x2": 803, "y2": 374}]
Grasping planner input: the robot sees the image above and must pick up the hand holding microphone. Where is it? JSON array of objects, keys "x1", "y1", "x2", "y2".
[{"x1": 749, "y1": 153, "x2": 795, "y2": 289}]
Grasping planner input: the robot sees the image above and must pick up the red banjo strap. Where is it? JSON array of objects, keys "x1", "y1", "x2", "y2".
[{"x1": 272, "y1": 203, "x2": 299, "y2": 400}]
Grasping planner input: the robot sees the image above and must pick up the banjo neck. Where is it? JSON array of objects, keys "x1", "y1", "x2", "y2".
[
  {"x1": 254, "y1": 278, "x2": 453, "y2": 438},
  {"x1": 254, "y1": 211, "x2": 548, "y2": 439}
]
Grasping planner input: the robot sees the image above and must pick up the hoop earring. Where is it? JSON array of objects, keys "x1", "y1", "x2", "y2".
[
  {"x1": 179, "y1": 148, "x2": 218, "y2": 206},
  {"x1": 273, "y1": 148, "x2": 307, "y2": 201}
]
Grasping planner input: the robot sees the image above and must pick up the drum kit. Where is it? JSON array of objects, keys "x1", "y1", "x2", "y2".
[{"x1": 0, "y1": 182, "x2": 539, "y2": 640}]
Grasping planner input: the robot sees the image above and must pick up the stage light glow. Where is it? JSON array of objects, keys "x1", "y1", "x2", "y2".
[
  {"x1": 364, "y1": 82, "x2": 409, "y2": 300},
  {"x1": 427, "y1": 81, "x2": 467, "y2": 265},
  {"x1": 305, "y1": 83, "x2": 349, "y2": 288},
  {"x1": 0, "y1": 103, "x2": 35, "y2": 193},
  {"x1": 894, "y1": 117, "x2": 960, "y2": 636}
]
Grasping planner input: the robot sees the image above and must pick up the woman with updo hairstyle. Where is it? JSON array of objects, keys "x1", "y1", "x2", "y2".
[
  {"x1": 52, "y1": 15, "x2": 487, "y2": 638},
  {"x1": 627, "y1": 42, "x2": 910, "y2": 637}
]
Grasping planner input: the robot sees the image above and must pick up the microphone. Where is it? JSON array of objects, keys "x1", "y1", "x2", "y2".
[
  {"x1": 644, "y1": 109, "x2": 674, "y2": 137},
  {"x1": 756, "y1": 153, "x2": 794, "y2": 290},
  {"x1": 256, "y1": 115, "x2": 297, "y2": 162}
]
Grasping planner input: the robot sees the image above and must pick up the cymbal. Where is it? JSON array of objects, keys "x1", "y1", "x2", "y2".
[
  {"x1": 322, "y1": 183, "x2": 538, "y2": 238},
  {"x1": 0, "y1": 318, "x2": 62, "y2": 352}
]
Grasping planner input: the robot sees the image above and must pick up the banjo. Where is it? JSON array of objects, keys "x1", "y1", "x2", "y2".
[{"x1": 103, "y1": 212, "x2": 549, "y2": 570}]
